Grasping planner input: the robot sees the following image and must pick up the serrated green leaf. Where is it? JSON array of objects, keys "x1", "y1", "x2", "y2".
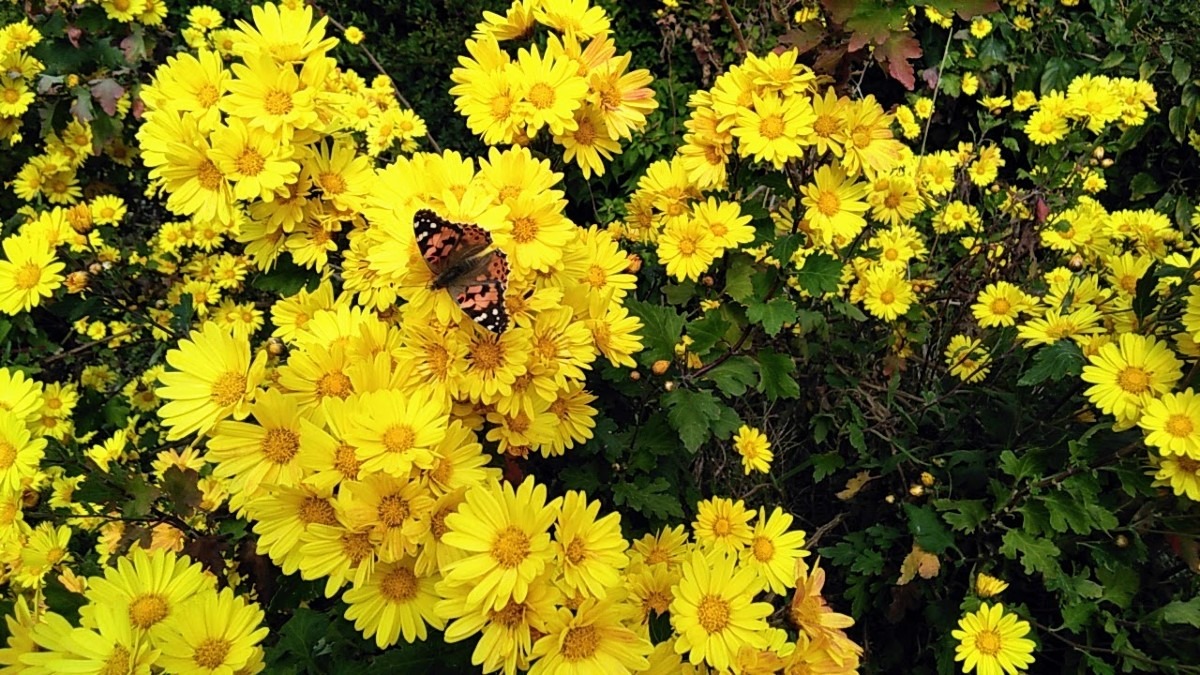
[
  {"x1": 1040, "y1": 57, "x2": 1076, "y2": 94},
  {"x1": 704, "y1": 356, "x2": 759, "y2": 396},
  {"x1": 746, "y1": 296, "x2": 798, "y2": 336},
  {"x1": 724, "y1": 254, "x2": 754, "y2": 303},
  {"x1": 663, "y1": 281, "x2": 696, "y2": 305},
  {"x1": 933, "y1": 499, "x2": 989, "y2": 532},
  {"x1": 1000, "y1": 529, "x2": 1061, "y2": 576},
  {"x1": 664, "y1": 388, "x2": 722, "y2": 452},
  {"x1": 625, "y1": 299, "x2": 685, "y2": 365},
  {"x1": 796, "y1": 253, "x2": 843, "y2": 295},
  {"x1": 687, "y1": 312, "x2": 732, "y2": 355},
  {"x1": 1152, "y1": 598, "x2": 1200, "y2": 627},
  {"x1": 1042, "y1": 491, "x2": 1093, "y2": 534},
  {"x1": 1018, "y1": 341, "x2": 1084, "y2": 386},
  {"x1": 903, "y1": 503, "x2": 954, "y2": 554},
  {"x1": 772, "y1": 233, "x2": 803, "y2": 265},
  {"x1": 811, "y1": 452, "x2": 844, "y2": 481},
  {"x1": 756, "y1": 351, "x2": 800, "y2": 400}
]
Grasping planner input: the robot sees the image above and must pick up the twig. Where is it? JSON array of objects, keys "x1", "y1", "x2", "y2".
[
  {"x1": 320, "y1": 11, "x2": 442, "y2": 153},
  {"x1": 718, "y1": 0, "x2": 749, "y2": 55},
  {"x1": 920, "y1": 27, "x2": 955, "y2": 156}
]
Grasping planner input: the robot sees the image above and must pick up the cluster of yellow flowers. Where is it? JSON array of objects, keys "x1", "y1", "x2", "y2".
[
  {"x1": 0, "y1": 21, "x2": 44, "y2": 141},
  {"x1": 0, "y1": 0, "x2": 866, "y2": 672},
  {"x1": 451, "y1": 0, "x2": 657, "y2": 177}
]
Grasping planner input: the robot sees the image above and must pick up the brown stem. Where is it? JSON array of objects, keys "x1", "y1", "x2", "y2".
[{"x1": 718, "y1": 0, "x2": 749, "y2": 55}]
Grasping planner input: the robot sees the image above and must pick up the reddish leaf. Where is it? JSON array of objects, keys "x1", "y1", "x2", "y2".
[
  {"x1": 813, "y1": 44, "x2": 848, "y2": 78},
  {"x1": 820, "y1": 0, "x2": 859, "y2": 24},
  {"x1": 921, "y1": 67, "x2": 941, "y2": 91},
  {"x1": 845, "y1": 4, "x2": 908, "y2": 51},
  {"x1": 778, "y1": 23, "x2": 826, "y2": 56},
  {"x1": 1035, "y1": 197, "x2": 1050, "y2": 224},
  {"x1": 66, "y1": 25, "x2": 82, "y2": 48},
  {"x1": 874, "y1": 31, "x2": 923, "y2": 90},
  {"x1": 131, "y1": 97, "x2": 145, "y2": 120},
  {"x1": 90, "y1": 79, "x2": 125, "y2": 116}
]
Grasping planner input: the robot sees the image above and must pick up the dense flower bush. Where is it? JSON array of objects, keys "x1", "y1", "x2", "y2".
[{"x1": 1, "y1": 0, "x2": 1199, "y2": 672}]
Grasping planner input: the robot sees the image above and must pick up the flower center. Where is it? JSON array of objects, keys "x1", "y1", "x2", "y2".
[
  {"x1": 128, "y1": 594, "x2": 169, "y2": 628},
  {"x1": 645, "y1": 547, "x2": 670, "y2": 565},
  {"x1": 1166, "y1": 413, "x2": 1195, "y2": 438},
  {"x1": 263, "y1": 89, "x2": 294, "y2": 116},
  {"x1": 379, "y1": 565, "x2": 418, "y2": 602},
  {"x1": 315, "y1": 371, "x2": 353, "y2": 399},
  {"x1": 511, "y1": 216, "x2": 539, "y2": 243},
  {"x1": 696, "y1": 595, "x2": 731, "y2": 633},
  {"x1": 752, "y1": 536, "x2": 775, "y2": 562},
  {"x1": 430, "y1": 508, "x2": 450, "y2": 539},
  {"x1": 261, "y1": 427, "x2": 300, "y2": 464},
  {"x1": 13, "y1": 264, "x2": 40, "y2": 290},
  {"x1": 644, "y1": 590, "x2": 670, "y2": 616},
  {"x1": 383, "y1": 425, "x2": 416, "y2": 454},
  {"x1": 378, "y1": 494, "x2": 411, "y2": 527},
  {"x1": 236, "y1": 148, "x2": 266, "y2": 176},
  {"x1": 712, "y1": 517, "x2": 731, "y2": 536},
  {"x1": 299, "y1": 496, "x2": 338, "y2": 526},
  {"x1": 816, "y1": 191, "x2": 840, "y2": 216},
  {"x1": 471, "y1": 339, "x2": 503, "y2": 371},
  {"x1": 333, "y1": 443, "x2": 361, "y2": 477},
  {"x1": 0, "y1": 440, "x2": 16, "y2": 470},
  {"x1": 852, "y1": 127, "x2": 872, "y2": 148},
  {"x1": 197, "y1": 159, "x2": 225, "y2": 191},
  {"x1": 880, "y1": 290, "x2": 895, "y2": 305},
  {"x1": 319, "y1": 172, "x2": 347, "y2": 195},
  {"x1": 974, "y1": 629, "x2": 1002, "y2": 656},
  {"x1": 210, "y1": 371, "x2": 247, "y2": 407},
  {"x1": 586, "y1": 265, "x2": 607, "y2": 288},
  {"x1": 1176, "y1": 457, "x2": 1200, "y2": 474},
  {"x1": 1116, "y1": 366, "x2": 1150, "y2": 394},
  {"x1": 341, "y1": 531, "x2": 375, "y2": 563},
  {"x1": 759, "y1": 114, "x2": 785, "y2": 140},
  {"x1": 561, "y1": 625, "x2": 600, "y2": 661},
  {"x1": 565, "y1": 537, "x2": 587, "y2": 564},
  {"x1": 196, "y1": 84, "x2": 219, "y2": 107},
  {"x1": 678, "y1": 238, "x2": 697, "y2": 255},
  {"x1": 491, "y1": 525, "x2": 531, "y2": 568},
  {"x1": 574, "y1": 117, "x2": 596, "y2": 145},
  {"x1": 100, "y1": 646, "x2": 131, "y2": 675},
  {"x1": 492, "y1": 600, "x2": 526, "y2": 628},
  {"x1": 489, "y1": 93, "x2": 513, "y2": 119},
  {"x1": 193, "y1": 638, "x2": 231, "y2": 669},
  {"x1": 884, "y1": 248, "x2": 899, "y2": 261},
  {"x1": 527, "y1": 82, "x2": 556, "y2": 110},
  {"x1": 990, "y1": 298, "x2": 1011, "y2": 315}
]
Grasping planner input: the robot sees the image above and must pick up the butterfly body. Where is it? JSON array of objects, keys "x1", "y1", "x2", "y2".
[{"x1": 413, "y1": 209, "x2": 510, "y2": 333}]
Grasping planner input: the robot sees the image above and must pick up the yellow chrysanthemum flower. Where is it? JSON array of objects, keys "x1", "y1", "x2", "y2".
[
  {"x1": 951, "y1": 602, "x2": 1036, "y2": 675},
  {"x1": 670, "y1": 550, "x2": 773, "y2": 671},
  {"x1": 1081, "y1": 333, "x2": 1182, "y2": 421},
  {"x1": 154, "y1": 587, "x2": 268, "y2": 673},
  {"x1": 733, "y1": 425, "x2": 773, "y2": 475},
  {"x1": 1139, "y1": 389, "x2": 1200, "y2": 459}
]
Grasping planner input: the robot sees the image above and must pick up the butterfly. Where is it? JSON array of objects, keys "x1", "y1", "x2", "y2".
[{"x1": 412, "y1": 209, "x2": 510, "y2": 333}]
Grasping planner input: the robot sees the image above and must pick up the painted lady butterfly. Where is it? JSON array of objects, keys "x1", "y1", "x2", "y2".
[{"x1": 412, "y1": 209, "x2": 510, "y2": 333}]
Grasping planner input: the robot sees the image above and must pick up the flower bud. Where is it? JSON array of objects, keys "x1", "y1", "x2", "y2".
[
  {"x1": 65, "y1": 271, "x2": 90, "y2": 294},
  {"x1": 1093, "y1": 146, "x2": 1105, "y2": 159},
  {"x1": 1115, "y1": 534, "x2": 1130, "y2": 548},
  {"x1": 651, "y1": 360, "x2": 670, "y2": 375},
  {"x1": 909, "y1": 484, "x2": 925, "y2": 497},
  {"x1": 920, "y1": 471, "x2": 936, "y2": 487},
  {"x1": 1101, "y1": 158, "x2": 1114, "y2": 168},
  {"x1": 1067, "y1": 254, "x2": 1085, "y2": 271},
  {"x1": 625, "y1": 254, "x2": 643, "y2": 273},
  {"x1": 629, "y1": 370, "x2": 641, "y2": 381},
  {"x1": 663, "y1": 380, "x2": 675, "y2": 392}
]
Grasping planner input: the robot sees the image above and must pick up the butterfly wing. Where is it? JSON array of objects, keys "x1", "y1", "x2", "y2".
[
  {"x1": 449, "y1": 250, "x2": 510, "y2": 334},
  {"x1": 412, "y1": 209, "x2": 510, "y2": 333},
  {"x1": 414, "y1": 209, "x2": 465, "y2": 275}
]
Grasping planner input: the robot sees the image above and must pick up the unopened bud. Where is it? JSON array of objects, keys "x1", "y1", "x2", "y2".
[
  {"x1": 1067, "y1": 254, "x2": 1085, "y2": 271},
  {"x1": 629, "y1": 370, "x2": 641, "y2": 381},
  {"x1": 65, "y1": 271, "x2": 90, "y2": 293},
  {"x1": 663, "y1": 380, "x2": 676, "y2": 392},
  {"x1": 920, "y1": 471, "x2": 936, "y2": 487},
  {"x1": 1093, "y1": 146, "x2": 1105, "y2": 159},
  {"x1": 651, "y1": 360, "x2": 670, "y2": 375},
  {"x1": 884, "y1": 494, "x2": 896, "y2": 504},
  {"x1": 625, "y1": 254, "x2": 643, "y2": 273},
  {"x1": 909, "y1": 484, "x2": 925, "y2": 497},
  {"x1": 266, "y1": 337, "x2": 285, "y2": 356},
  {"x1": 1115, "y1": 534, "x2": 1130, "y2": 548},
  {"x1": 701, "y1": 275, "x2": 714, "y2": 287},
  {"x1": 88, "y1": 262, "x2": 103, "y2": 275},
  {"x1": 1101, "y1": 158, "x2": 1114, "y2": 168}
]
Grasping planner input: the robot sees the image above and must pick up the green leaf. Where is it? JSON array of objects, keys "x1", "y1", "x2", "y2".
[
  {"x1": 724, "y1": 254, "x2": 754, "y2": 303},
  {"x1": 1133, "y1": 261, "x2": 1159, "y2": 320},
  {"x1": 933, "y1": 499, "x2": 989, "y2": 532},
  {"x1": 772, "y1": 233, "x2": 803, "y2": 265},
  {"x1": 1173, "y1": 58, "x2": 1194, "y2": 86},
  {"x1": 796, "y1": 253, "x2": 843, "y2": 295},
  {"x1": 1152, "y1": 598, "x2": 1200, "y2": 627},
  {"x1": 1000, "y1": 530, "x2": 1061, "y2": 576},
  {"x1": 1129, "y1": 172, "x2": 1162, "y2": 201},
  {"x1": 664, "y1": 388, "x2": 722, "y2": 452},
  {"x1": 663, "y1": 281, "x2": 696, "y2": 305},
  {"x1": 1018, "y1": 341, "x2": 1085, "y2": 386},
  {"x1": 1040, "y1": 57, "x2": 1076, "y2": 94},
  {"x1": 811, "y1": 452, "x2": 845, "y2": 482},
  {"x1": 746, "y1": 296, "x2": 799, "y2": 336},
  {"x1": 704, "y1": 356, "x2": 759, "y2": 396},
  {"x1": 687, "y1": 312, "x2": 732, "y2": 355},
  {"x1": 903, "y1": 503, "x2": 954, "y2": 553},
  {"x1": 612, "y1": 477, "x2": 685, "y2": 522},
  {"x1": 1042, "y1": 491, "x2": 1093, "y2": 535},
  {"x1": 252, "y1": 257, "x2": 320, "y2": 297},
  {"x1": 625, "y1": 300, "x2": 685, "y2": 365},
  {"x1": 756, "y1": 351, "x2": 800, "y2": 400}
]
